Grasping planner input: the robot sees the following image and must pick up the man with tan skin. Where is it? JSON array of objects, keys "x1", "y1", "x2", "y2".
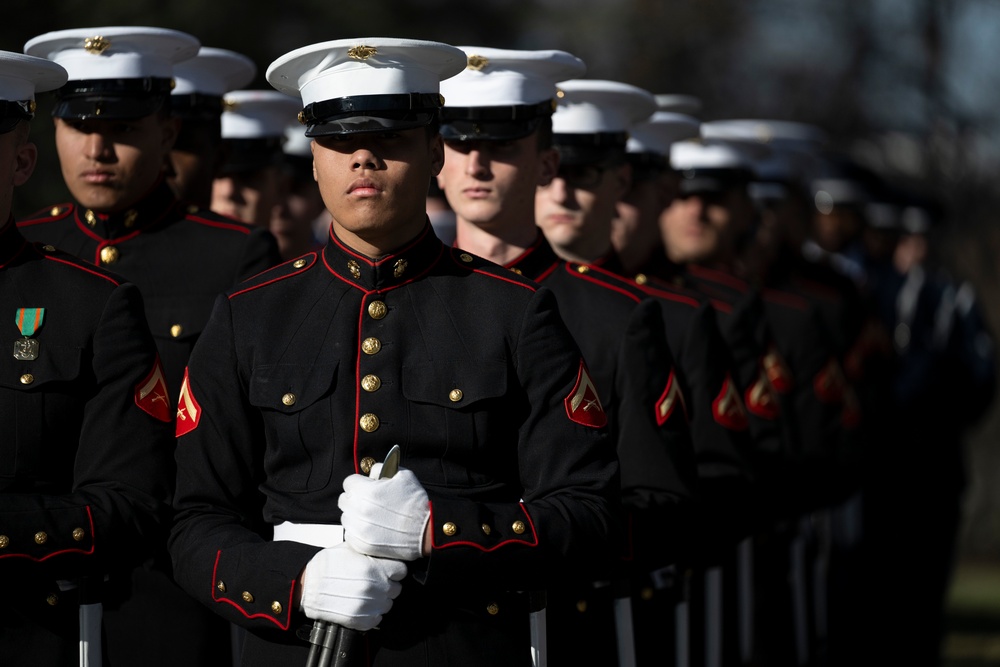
[
  {"x1": 0, "y1": 49, "x2": 175, "y2": 667},
  {"x1": 538, "y1": 85, "x2": 772, "y2": 667},
  {"x1": 268, "y1": 123, "x2": 327, "y2": 260},
  {"x1": 440, "y1": 57, "x2": 700, "y2": 665},
  {"x1": 19, "y1": 26, "x2": 280, "y2": 667},
  {"x1": 168, "y1": 46, "x2": 257, "y2": 210},
  {"x1": 610, "y1": 110, "x2": 698, "y2": 276},
  {"x1": 211, "y1": 89, "x2": 301, "y2": 229},
  {"x1": 168, "y1": 38, "x2": 620, "y2": 667}
]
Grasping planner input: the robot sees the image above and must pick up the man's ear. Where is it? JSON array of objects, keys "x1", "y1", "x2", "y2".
[
  {"x1": 13, "y1": 139, "x2": 38, "y2": 188},
  {"x1": 537, "y1": 147, "x2": 559, "y2": 187}
]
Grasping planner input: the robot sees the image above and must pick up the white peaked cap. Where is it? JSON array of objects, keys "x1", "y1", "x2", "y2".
[
  {"x1": 552, "y1": 79, "x2": 655, "y2": 134},
  {"x1": 671, "y1": 139, "x2": 768, "y2": 171},
  {"x1": 25, "y1": 26, "x2": 199, "y2": 81},
  {"x1": 0, "y1": 51, "x2": 67, "y2": 101},
  {"x1": 441, "y1": 47, "x2": 585, "y2": 107},
  {"x1": 173, "y1": 47, "x2": 257, "y2": 96},
  {"x1": 266, "y1": 37, "x2": 465, "y2": 108},
  {"x1": 627, "y1": 112, "x2": 701, "y2": 155},
  {"x1": 221, "y1": 90, "x2": 301, "y2": 139},
  {"x1": 700, "y1": 119, "x2": 827, "y2": 151}
]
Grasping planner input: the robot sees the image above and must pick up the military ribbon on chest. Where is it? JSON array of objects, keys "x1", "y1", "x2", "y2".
[{"x1": 13, "y1": 307, "x2": 45, "y2": 361}]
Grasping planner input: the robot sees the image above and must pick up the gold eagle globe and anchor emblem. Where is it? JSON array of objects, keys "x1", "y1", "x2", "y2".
[
  {"x1": 83, "y1": 36, "x2": 111, "y2": 55},
  {"x1": 348, "y1": 45, "x2": 378, "y2": 61},
  {"x1": 466, "y1": 55, "x2": 489, "y2": 71}
]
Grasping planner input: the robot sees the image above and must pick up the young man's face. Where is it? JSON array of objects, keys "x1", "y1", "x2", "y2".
[
  {"x1": 311, "y1": 127, "x2": 443, "y2": 255},
  {"x1": 611, "y1": 172, "x2": 672, "y2": 265},
  {"x1": 535, "y1": 161, "x2": 629, "y2": 257},
  {"x1": 211, "y1": 166, "x2": 281, "y2": 228},
  {"x1": 437, "y1": 134, "x2": 557, "y2": 232},
  {"x1": 54, "y1": 114, "x2": 178, "y2": 213},
  {"x1": 661, "y1": 187, "x2": 748, "y2": 264}
]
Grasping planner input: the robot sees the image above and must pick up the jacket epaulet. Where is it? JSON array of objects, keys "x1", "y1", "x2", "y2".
[
  {"x1": 17, "y1": 203, "x2": 75, "y2": 226},
  {"x1": 449, "y1": 247, "x2": 539, "y2": 292},
  {"x1": 182, "y1": 207, "x2": 256, "y2": 236},
  {"x1": 31, "y1": 241, "x2": 124, "y2": 287},
  {"x1": 228, "y1": 252, "x2": 318, "y2": 299}
]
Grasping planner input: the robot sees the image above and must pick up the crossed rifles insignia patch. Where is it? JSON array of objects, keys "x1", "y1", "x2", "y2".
[{"x1": 565, "y1": 360, "x2": 607, "y2": 428}]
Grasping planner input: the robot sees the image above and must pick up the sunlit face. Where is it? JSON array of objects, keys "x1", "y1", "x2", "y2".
[
  {"x1": 211, "y1": 166, "x2": 282, "y2": 227},
  {"x1": 661, "y1": 188, "x2": 747, "y2": 264},
  {"x1": 437, "y1": 135, "x2": 557, "y2": 232},
  {"x1": 535, "y1": 162, "x2": 628, "y2": 259},
  {"x1": 54, "y1": 114, "x2": 177, "y2": 213},
  {"x1": 311, "y1": 127, "x2": 443, "y2": 256}
]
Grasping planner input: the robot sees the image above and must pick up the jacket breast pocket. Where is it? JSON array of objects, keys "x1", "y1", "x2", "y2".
[
  {"x1": 248, "y1": 362, "x2": 338, "y2": 493},
  {"x1": 0, "y1": 345, "x2": 85, "y2": 481},
  {"x1": 401, "y1": 360, "x2": 514, "y2": 489}
]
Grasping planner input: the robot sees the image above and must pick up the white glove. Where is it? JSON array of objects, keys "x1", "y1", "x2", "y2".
[
  {"x1": 339, "y1": 466, "x2": 431, "y2": 561},
  {"x1": 299, "y1": 543, "x2": 407, "y2": 631}
]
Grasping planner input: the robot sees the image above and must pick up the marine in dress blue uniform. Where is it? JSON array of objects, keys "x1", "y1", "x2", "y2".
[
  {"x1": 18, "y1": 27, "x2": 280, "y2": 667},
  {"x1": 168, "y1": 38, "x2": 621, "y2": 667},
  {"x1": 169, "y1": 46, "x2": 258, "y2": 210},
  {"x1": 0, "y1": 50, "x2": 175, "y2": 667},
  {"x1": 439, "y1": 56, "x2": 700, "y2": 665}
]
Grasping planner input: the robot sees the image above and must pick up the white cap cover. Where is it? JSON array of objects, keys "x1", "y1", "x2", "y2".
[
  {"x1": 627, "y1": 112, "x2": 701, "y2": 156},
  {"x1": 221, "y1": 90, "x2": 301, "y2": 139},
  {"x1": 173, "y1": 47, "x2": 257, "y2": 97},
  {"x1": 552, "y1": 79, "x2": 655, "y2": 135},
  {"x1": 25, "y1": 26, "x2": 199, "y2": 81}
]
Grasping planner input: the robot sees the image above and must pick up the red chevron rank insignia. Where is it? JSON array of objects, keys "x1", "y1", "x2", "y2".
[
  {"x1": 713, "y1": 373, "x2": 749, "y2": 431},
  {"x1": 175, "y1": 368, "x2": 202, "y2": 437},
  {"x1": 565, "y1": 360, "x2": 607, "y2": 428},
  {"x1": 763, "y1": 345, "x2": 793, "y2": 394},
  {"x1": 135, "y1": 356, "x2": 171, "y2": 422},
  {"x1": 656, "y1": 369, "x2": 688, "y2": 425},
  {"x1": 745, "y1": 364, "x2": 781, "y2": 420}
]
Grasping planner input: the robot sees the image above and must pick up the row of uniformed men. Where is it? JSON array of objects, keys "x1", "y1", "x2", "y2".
[{"x1": 1, "y1": 24, "x2": 990, "y2": 667}]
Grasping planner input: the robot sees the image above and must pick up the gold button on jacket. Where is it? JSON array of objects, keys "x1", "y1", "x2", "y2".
[
  {"x1": 361, "y1": 375, "x2": 381, "y2": 392},
  {"x1": 360, "y1": 456, "x2": 377, "y2": 474},
  {"x1": 359, "y1": 414, "x2": 379, "y2": 432},
  {"x1": 442, "y1": 521, "x2": 457, "y2": 536},
  {"x1": 100, "y1": 246, "x2": 120, "y2": 265}
]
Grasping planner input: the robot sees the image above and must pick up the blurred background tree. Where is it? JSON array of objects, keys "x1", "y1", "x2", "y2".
[{"x1": 7, "y1": 0, "x2": 1000, "y2": 559}]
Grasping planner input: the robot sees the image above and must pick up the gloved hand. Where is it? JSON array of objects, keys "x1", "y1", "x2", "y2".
[
  {"x1": 339, "y1": 466, "x2": 431, "y2": 561},
  {"x1": 299, "y1": 543, "x2": 407, "y2": 631}
]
